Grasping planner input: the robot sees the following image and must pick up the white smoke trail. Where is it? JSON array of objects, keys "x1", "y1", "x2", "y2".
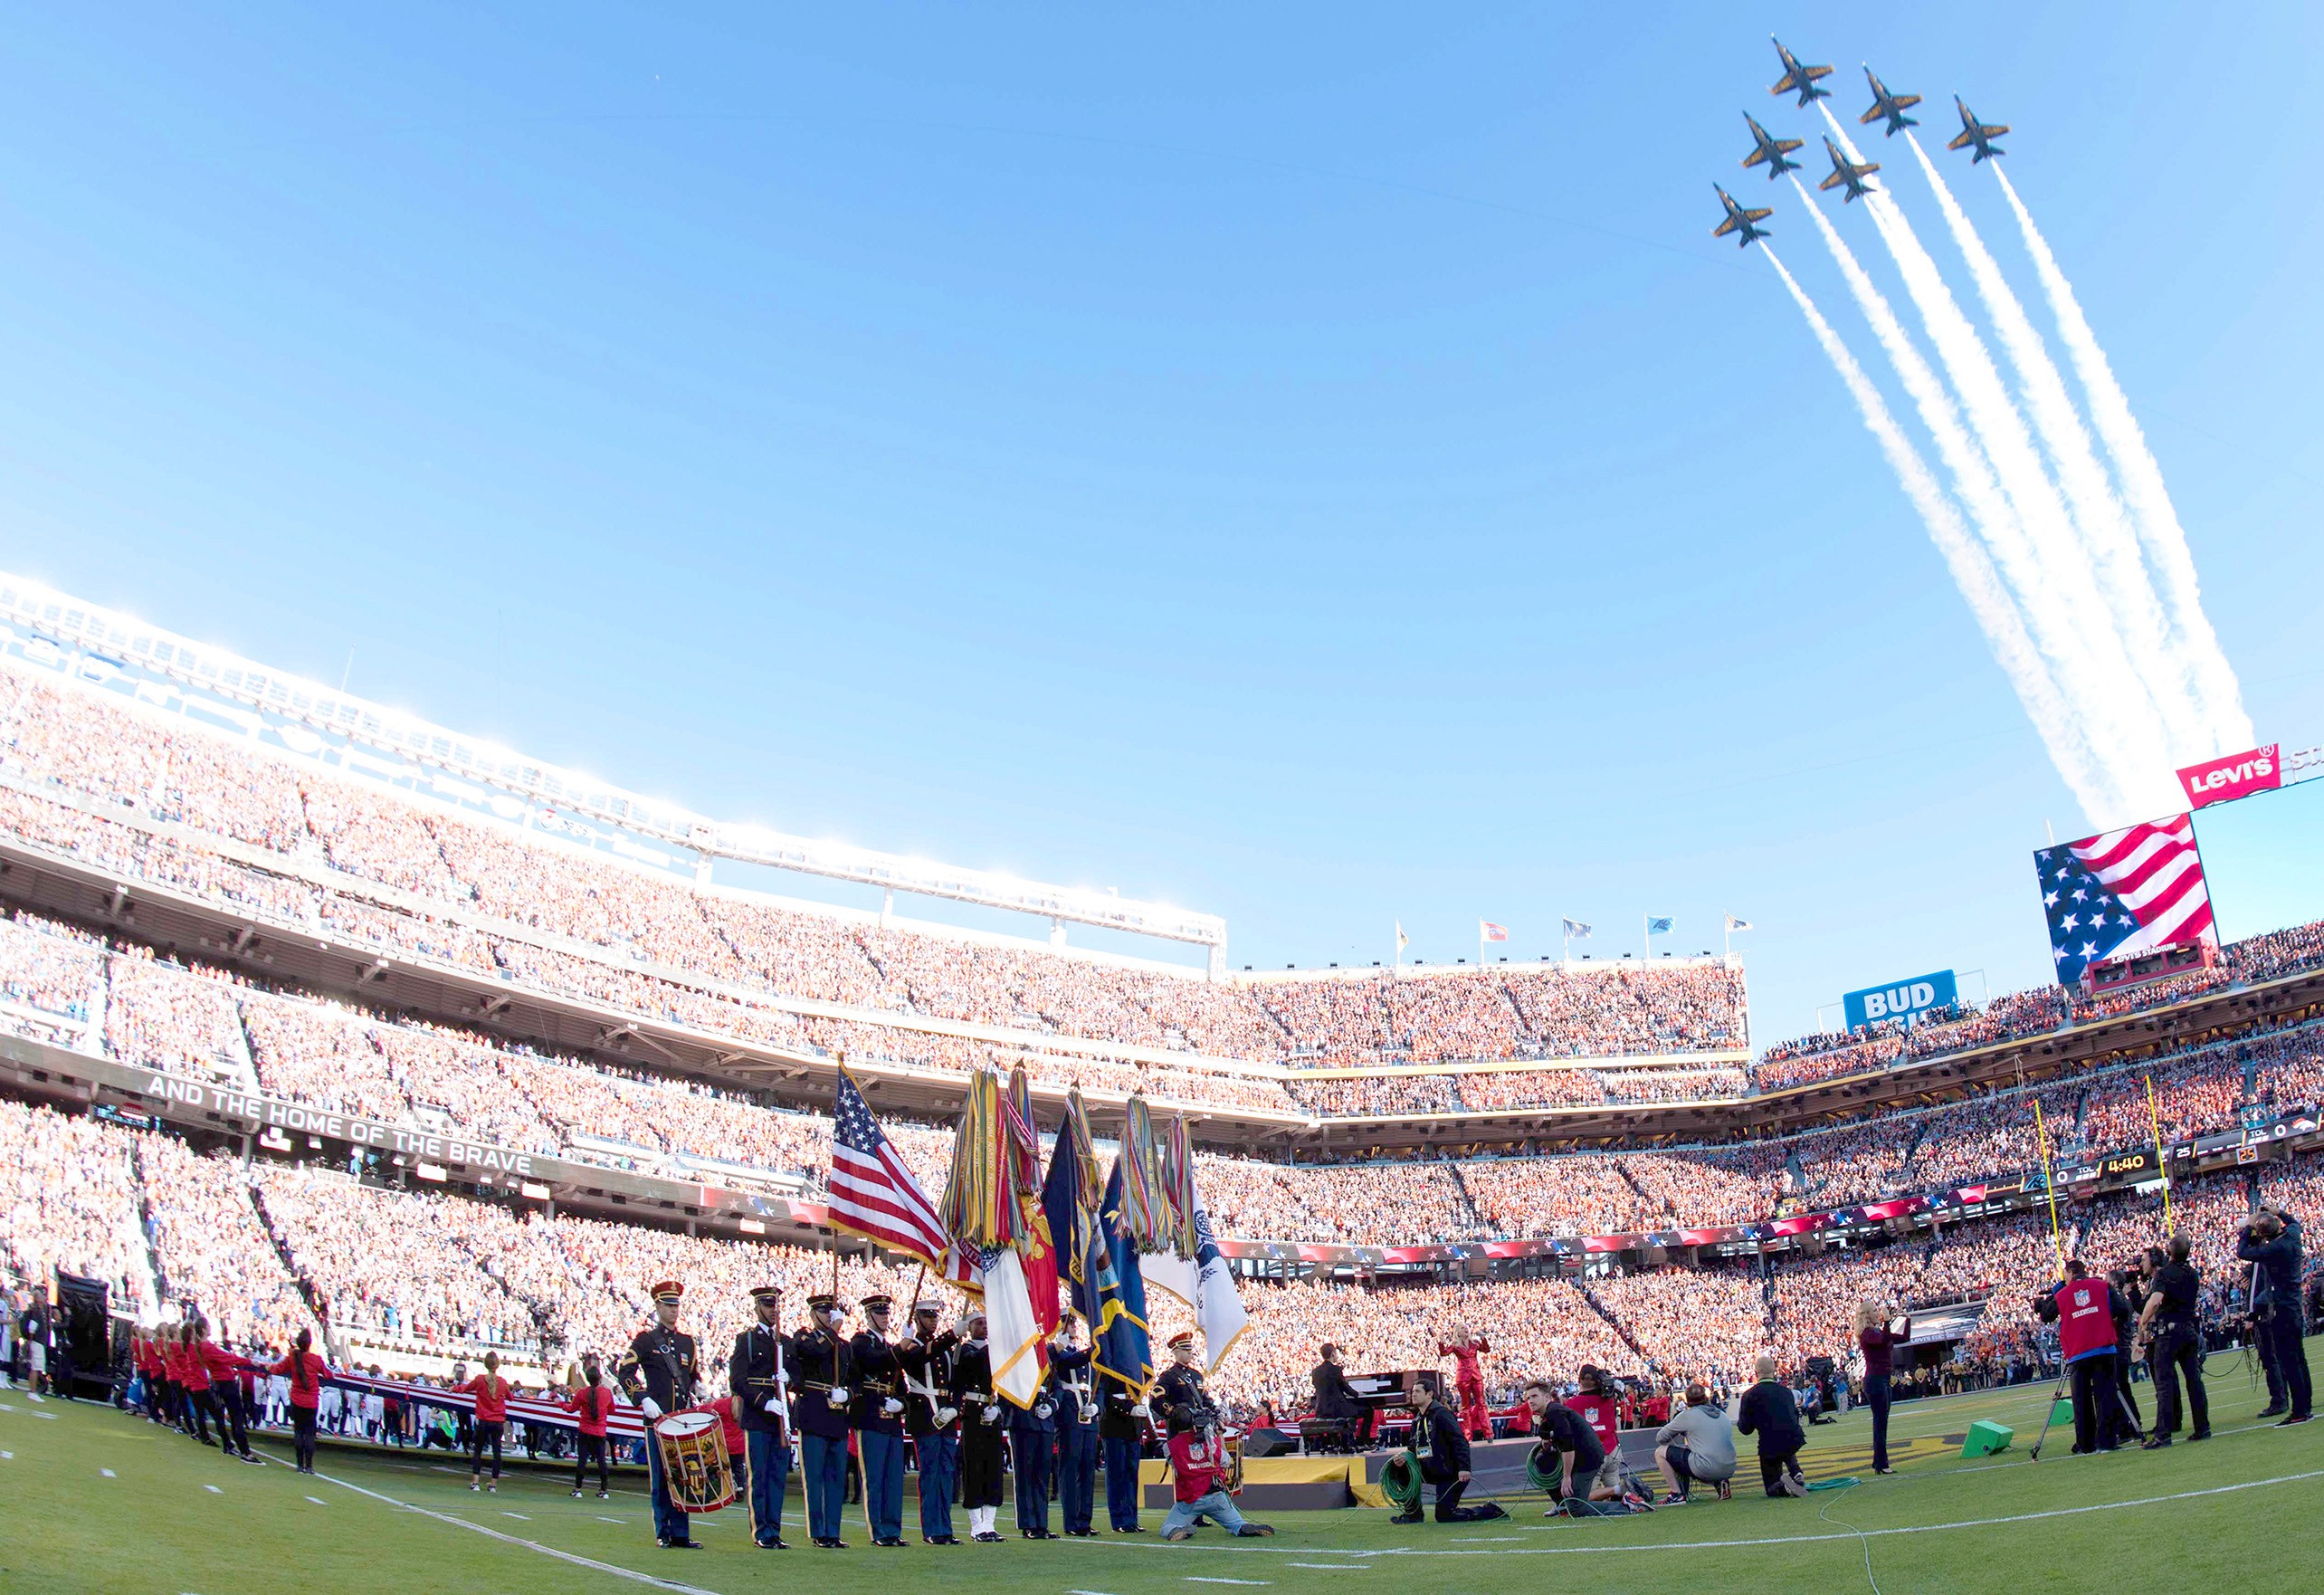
[
  {"x1": 1790, "y1": 168, "x2": 2136, "y2": 817},
  {"x1": 1903, "y1": 134, "x2": 2206, "y2": 764},
  {"x1": 1991, "y1": 164, "x2": 2253, "y2": 751},
  {"x1": 1762, "y1": 244, "x2": 2111, "y2": 817},
  {"x1": 1816, "y1": 106, "x2": 2180, "y2": 818}
]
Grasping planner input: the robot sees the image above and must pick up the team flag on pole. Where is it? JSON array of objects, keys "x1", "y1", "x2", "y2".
[
  {"x1": 1724, "y1": 914, "x2": 1753, "y2": 932},
  {"x1": 938, "y1": 1069, "x2": 1052, "y2": 1407},
  {"x1": 1562, "y1": 918, "x2": 1592, "y2": 940},
  {"x1": 1646, "y1": 915, "x2": 1674, "y2": 935},
  {"x1": 1479, "y1": 921, "x2": 1510, "y2": 942}
]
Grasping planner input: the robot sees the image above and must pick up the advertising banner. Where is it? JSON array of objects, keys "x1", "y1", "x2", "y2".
[
  {"x1": 1842, "y1": 969, "x2": 1958, "y2": 1031},
  {"x1": 2176, "y1": 744, "x2": 2281, "y2": 810}
]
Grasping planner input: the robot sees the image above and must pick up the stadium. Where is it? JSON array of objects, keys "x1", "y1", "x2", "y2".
[{"x1": 5, "y1": 15, "x2": 2323, "y2": 1595}]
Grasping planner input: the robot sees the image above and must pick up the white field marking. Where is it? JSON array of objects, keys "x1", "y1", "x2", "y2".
[
  {"x1": 501, "y1": 1511, "x2": 530, "y2": 1520},
  {"x1": 311, "y1": 1471, "x2": 726, "y2": 1594},
  {"x1": 1, "y1": 1450, "x2": 13, "y2": 1459},
  {"x1": 596, "y1": 1516, "x2": 628, "y2": 1524},
  {"x1": 100, "y1": 1468, "x2": 116, "y2": 1477},
  {"x1": 306, "y1": 1496, "x2": 327, "y2": 1505},
  {"x1": 1072, "y1": 1468, "x2": 2324, "y2": 1558},
  {"x1": 1287, "y1": 1565, "x2": 1370, "y2": 1571},
  {"x1": 1184, "y1": 1581, "x2": 1272, "y2": 1586},
  {"x1": 1067, "y1": 1588, "x2": 1124, "y2": 1594},
  {"x1": 204, "y1": 1484, "x2": 222, "y2": 1494}
]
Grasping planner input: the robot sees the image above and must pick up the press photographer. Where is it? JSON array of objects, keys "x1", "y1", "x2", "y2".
[{"x1": 2235, "y1": 1202, "x2": 2312, "y2": 1425}]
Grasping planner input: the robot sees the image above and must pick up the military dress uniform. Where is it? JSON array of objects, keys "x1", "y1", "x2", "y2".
[
  {"x1": 1008, "y1": 1358, "x2": 1059, "y2": 1537},
  {"x1": 897, "y1": 1306, "x2": 961, "y2": 1543},
  {"x1": 729, "y1": 1285, "x2": 793, "y2": 1548},
  {"x1": 1052, "y1": 1342, "x2": 1099, "y2": 1535},
  {"x1": 790, "y1": 1295, "x2": 855, "y2": 1546},
  {"x1": 850, "y1": 1294, "x2": 910, "y2": 1545},
  {"x1": 949, "y1": 1329, "x2": 1009, "y2": 1541},
  {"x1": 615, "y1": 1281, "x2": 702, "y2": 1548},
  {"x1": 1155, "y1": 1335, "x2": 1210, "y2": 1427},
  {"x1": 1097, "y1": 1379, "x2": 1146, "y2": 1532}
]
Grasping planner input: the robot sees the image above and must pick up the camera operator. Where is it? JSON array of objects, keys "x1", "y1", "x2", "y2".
[
  {"x1": 2104, "y1": 1267, "x2": 2146, "y2": 1440},
  {"x1": 2131, "y1": 1235, "x2": 2209, "y2": 1447},
  {"x1": 2236, "y1": 1202, "x2": 2312, "y2": 1426},
  {"x1": 2042, "y1": 1259, "x2": 2138, "y2": 1454}
]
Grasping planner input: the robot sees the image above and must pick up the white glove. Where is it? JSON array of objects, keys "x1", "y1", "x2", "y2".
[
  {"x1": 1033, "y1": 1401, "x2": 1052, "y2": 1420},
  {"x1": 881, "y1": 1398, "x2": 904, "y2": 1417},
  {"x1": 934, "y1": 1406, "x2": 958, "y2": 1428},
  {"x1": 640, "y1": 1398, "x2": 662, "y2": 1421},
  {"x1": 981, "y1": 1405, "x2": 1003, "y2": 1425},
  {"x1": 828, "y1": 1387, "x2": 849, "y2": 1405},
  {"x1": 763, "y1": 1398, "x2": 784, "y2": 1417},
  {"x1": 1131, "y1": 1403, "x2": 1150, "y2": 1418}
]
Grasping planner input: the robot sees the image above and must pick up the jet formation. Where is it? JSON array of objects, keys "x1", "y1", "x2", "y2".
[{"x1": 1710, "y1": 41, "x2": 2005, "y2": 248}]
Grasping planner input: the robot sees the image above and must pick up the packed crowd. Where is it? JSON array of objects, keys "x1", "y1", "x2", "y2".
[
  {"x1": 0, "y1": 664, "x2": 1751, "y2": 1105},
  {"x1": 7, "y1": 910, "x2": 2322, "y2": 1247},
  {"x1": 5, "y1": 1090, "x2": 2317, "y2": 1417}
]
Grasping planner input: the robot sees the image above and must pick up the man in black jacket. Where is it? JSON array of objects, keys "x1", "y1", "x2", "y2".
[
  {"x1": 1310, "y1": 1344, "x2": 1364, "y2": 1454},
  {"x1": 2238, "y1": 1205, "x2": 2312, "y2": 1425},
  {"x1": 1735, "y1": 1356, "x2": 1809, "y2": 1497},
  {"x1": 1395, "y1": 1383, "x2": 1504, "y2": 1523}
]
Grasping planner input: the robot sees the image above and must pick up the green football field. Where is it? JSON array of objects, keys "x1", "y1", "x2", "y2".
[{"x1": 3, "y1": 1351, "x2": 2318, "y2": 1595}]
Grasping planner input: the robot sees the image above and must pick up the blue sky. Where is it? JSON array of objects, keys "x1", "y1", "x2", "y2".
[{"x1": 2, "y1": 5, "x2": 2319, "y2": 1047}]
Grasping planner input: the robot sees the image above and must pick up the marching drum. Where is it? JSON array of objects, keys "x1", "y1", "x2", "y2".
[{"x1": 653, "y1": 1410, "x2": 736, "y2": 1513}]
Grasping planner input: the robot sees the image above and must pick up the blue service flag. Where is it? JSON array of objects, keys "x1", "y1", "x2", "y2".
[
  {"x1": 1092, "y1": 1161, "x2": 1153, "y2": 1393},
  {"x1": 1040, "y1": 1123, "x2": 1095, "y2": 1324}
]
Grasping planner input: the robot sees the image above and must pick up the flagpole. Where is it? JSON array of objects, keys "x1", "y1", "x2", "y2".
[
  {"x1": 2034, "y1": 1098, "x2": 2066, "y2": 1280},
  {"x1": 2145, "y1": 1075, "x2": 2173, "y2": 1234}
]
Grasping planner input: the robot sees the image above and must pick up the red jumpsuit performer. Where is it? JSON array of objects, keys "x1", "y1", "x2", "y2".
[{"x1": 1436, "y1": 1329, "x2": 1493, "y2": 1440}]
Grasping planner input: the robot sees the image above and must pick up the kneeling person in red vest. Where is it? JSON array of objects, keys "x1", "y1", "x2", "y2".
[{"x1": 1160, "y1": 1407, "x2": 1274, "y2": 1542}]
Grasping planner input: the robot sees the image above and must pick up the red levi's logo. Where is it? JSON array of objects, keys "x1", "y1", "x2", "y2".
[{"x1": 2176, "y1": 744, "x2": 2280, "y2": 809}]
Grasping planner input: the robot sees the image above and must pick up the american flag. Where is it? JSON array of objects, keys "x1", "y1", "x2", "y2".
[
  {"x1": 2035, "y1": 814, "x2": 2216, "y2": 986},
  {"x1": 828, "y1": 1066, "x2": 976, "y2": 1285}
]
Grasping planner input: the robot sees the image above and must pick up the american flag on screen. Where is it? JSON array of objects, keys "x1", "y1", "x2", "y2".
[
  {"x1": 829, "y1": 1065, "x2": 977, "y2": 1285},
  {"x1": 2034, "y1": 814, "x2": 2216, "y2": 986}
]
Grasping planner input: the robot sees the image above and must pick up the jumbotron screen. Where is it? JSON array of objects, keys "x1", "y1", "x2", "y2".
[{"x1": 2194, "y1": 772, "x2": 2324, "y2": 942}]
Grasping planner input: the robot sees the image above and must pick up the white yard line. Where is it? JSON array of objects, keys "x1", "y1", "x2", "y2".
[
  {"x1": 313, "y1": 1470, "x2": 727, "y2": 1595},
  {"x1": 1072, "y1": 1468, "x2": 2324, "y2": 1558}
]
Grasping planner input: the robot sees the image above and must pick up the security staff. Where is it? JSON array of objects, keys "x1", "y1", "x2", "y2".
[
  {"x1": 851, "y1": 1294, "x2": 910, "y2": 1546},
  {"x1": 614, "y1": 1280, "x2": 702, "y2": 1550},
  {"x1": 729, "y1": 1285, "x2": 793, "y2": 1548},
  {"x1": 1051, "y1": 1317, "x2": 1100, "y2": 1536},
  {"x1": 1008, "y1": 1339, "x2": 1060, "y2": 1538},
  {"x1": 949, "y1": 1309, "x2": 1009, "y2": 1542},
  {"x1": 897, "y1": 1300, "x2": 961, "y2": 1544},
  {"x1": 790, "y1": 1293, "x2": 854, "y2": 1547},
  {"x1": 2133, "y1": 1235, "x2": 2210, "y2": 1447},
  {"x1": 1097, "y1": 1371, "x2": 1148, "y2": 1533}
]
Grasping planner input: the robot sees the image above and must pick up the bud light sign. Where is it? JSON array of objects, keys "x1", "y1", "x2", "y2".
[{"x1": 1843, "y1": 969, "x2": 1958, "y2": 1031}]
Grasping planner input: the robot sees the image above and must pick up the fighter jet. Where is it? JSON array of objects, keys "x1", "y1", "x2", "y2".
[
  {"x1": 1710, "y1": 184, "x2": 1773, "y2": 249},
  {"x1": 1817, "y1": 138, "x2": 1880, "y2": 203},
  {"x1": 1740, "y1": 113, "x2": 1805, "y2": 179},
  {"x1": 1767, "y1": 38, "x2": 1833, "y2": 106},
  {"x1": 1858, "y1": 68, "x2": 1922, "y2": 136},
  {"x1": 1948, "y1": 97, "x2": 2009, "y2": 162}
]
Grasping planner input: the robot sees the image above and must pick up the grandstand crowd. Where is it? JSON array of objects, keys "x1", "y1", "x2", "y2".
[{"x1": 5, "y1": 1086, "x2": 2317, "y2": 1421}]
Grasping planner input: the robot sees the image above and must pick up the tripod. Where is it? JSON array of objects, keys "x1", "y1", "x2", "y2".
[{"x1": 2027, "y1": 1364, "x2": 2071, "y2": 1462}]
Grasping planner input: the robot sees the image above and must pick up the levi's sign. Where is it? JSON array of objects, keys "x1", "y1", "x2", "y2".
[
  {"x1": 2176, "y1": 744, "x2": 2280, "y2": 809},
  {"x1": 1843, "y1": 969, "x2": 1958, "y2": 1032}
]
